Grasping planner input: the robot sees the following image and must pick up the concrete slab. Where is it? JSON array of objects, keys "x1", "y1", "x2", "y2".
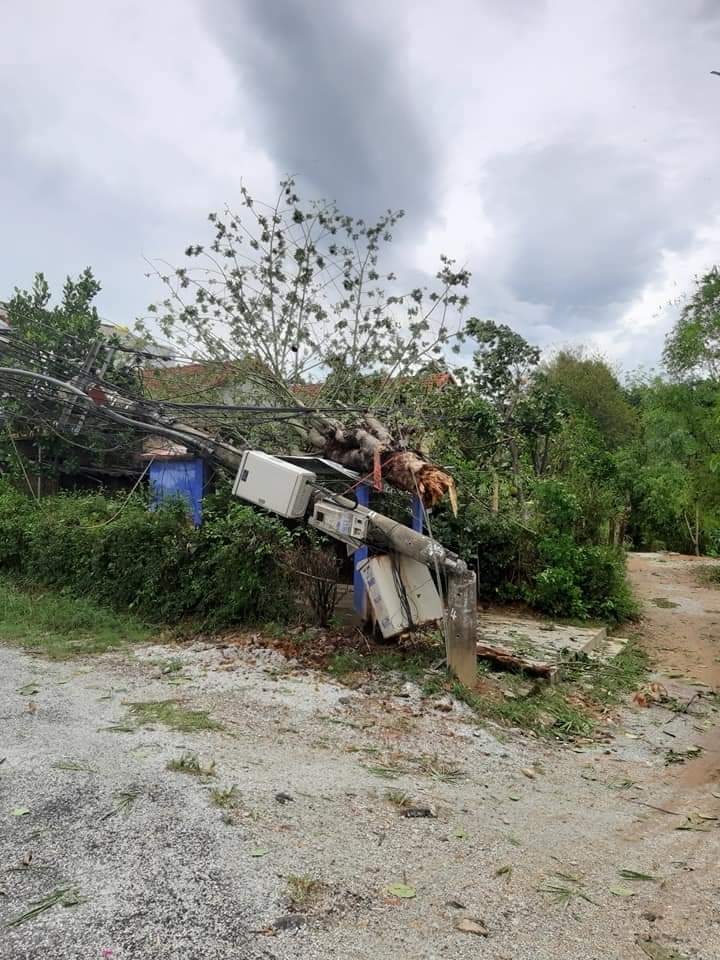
[{"x1": 478, "y1": 615, "x2": 607, "y2": 663}]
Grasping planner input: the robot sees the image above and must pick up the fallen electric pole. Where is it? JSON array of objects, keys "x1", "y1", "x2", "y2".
[{"x1": 0, "y1": 365, "x2": 478, "y2": 685}]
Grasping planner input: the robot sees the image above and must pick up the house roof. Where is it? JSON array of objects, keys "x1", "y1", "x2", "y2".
[
  {"x1": 142, "y1": 358, "x2": 268, "y2": 398},
  {"x1": 143, "y1": 360, "x2": 457, "y2": 403},
  {"x1": 290, "y1": 370, "x2": 456, "y2": 400}
]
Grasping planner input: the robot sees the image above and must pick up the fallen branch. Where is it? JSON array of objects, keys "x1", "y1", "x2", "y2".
[{"x1": 475, "y1": 641, "x2": 558, "y2": 680}]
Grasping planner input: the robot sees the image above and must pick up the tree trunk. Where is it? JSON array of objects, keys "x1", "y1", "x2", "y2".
[
  {"x1": 491, "y1": 470, "x2": 500, "y2": 514},
  {"x1": 313, "y1": 414, "x2": 456, "y2": 510}
]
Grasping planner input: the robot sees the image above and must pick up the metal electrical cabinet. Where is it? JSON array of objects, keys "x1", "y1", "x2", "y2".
[
  {"x1": 358, "y1": 554, "x2": 443, "y2": 638},
  {"x1": 232, "y1": 450, "x2": 316, "y2": 518}
]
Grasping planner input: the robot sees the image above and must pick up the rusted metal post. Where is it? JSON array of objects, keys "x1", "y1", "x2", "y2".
[{"x1": 445, "y1": 570, "x2": 478, "y2": 687}]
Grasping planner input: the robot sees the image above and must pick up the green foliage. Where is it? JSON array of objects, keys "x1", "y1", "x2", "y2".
[
  {"x1": 528, "y1": 532, "x2": 637, "y2": 621},
  {"x1": 1, "y1": 270, "x2": 141, "y2": 478},
  {"x1": 622, "y1": 378, "x2": 720, "y2": 553},
  {"x1": 545, "y1": 350, "x2": 637, "y2": 447},
  {"x1": 465, "y1": 318, "x2": 540, "y2": 401},
  {"x1": 0, "y1": 482, "x2": 292, "y2": 626},
  {"x1": 431, "y1": 502, "x2": 522, "y2": 600},
  {"x1": 664, "y1": 267, "x2": 720, "y2": 380}
]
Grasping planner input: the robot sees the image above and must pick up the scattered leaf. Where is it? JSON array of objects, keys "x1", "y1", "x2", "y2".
[
  {"x1": 508, "y1": 793, "x2": 521, "y2": 802},
  {"x1": 11, "y1": 808, "x2": 30, "y2": 817},
  {"x1": 454, "y1": 917, "x2": 488, "y2": 936},
  {"x1": 52, "y1": 760, "x2": 96, "y2": 773},
  {"x1": 609, "y1": 885, "x2": 636, "y2": 897},
  {"x1": 250, "y1": 847, "x2": 269, "y2": 858},
  {"x1": 495, "y1": 865, "x2": 512, "y2": 878},
  {"x1": 520, "y1": 767, "x2": 536, "y2": 779},
  {"x1": 6, "y1": 886, "x2": 83, "y2": 927},
  {"x1": 17, "y1": 683, "x2": 39, "y2": 697},
  {"x1": 385, "y1": 883, "x2": 416, "y2": 899},
  {"x1": 664, "y1": 746, "x2": 702, "y2": 766},
  {"x1": 639, "y1": 940, "x2": 683, "y2": 960},
  {"x1": 676, "y1": 812, "x2": 714, "y2": 831},
  {"x1": 618, "y1": 869, "x2": 658, "y2": 882}
]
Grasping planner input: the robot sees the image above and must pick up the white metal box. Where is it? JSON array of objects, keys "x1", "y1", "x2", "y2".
[
  {"x1": 232, "y1": 450, "x2": 315, "y2": 518},
  {"x1": 310, "y1": 501, "x2": 368, "y2": 546},
  {"x1": 358, "y1": 554, "x2": 443, "y2": 638}
]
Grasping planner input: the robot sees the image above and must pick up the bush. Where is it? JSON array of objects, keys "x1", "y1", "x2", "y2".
[
  {"x1": 526, "y1": 533, "x2": 636, "y2": 622},
  {"x1": 431, "y1": 502, "x2": 522, "y2": 600},
  {"x1": 0, "y1": 482, "x2": 292, "y2": 626}
]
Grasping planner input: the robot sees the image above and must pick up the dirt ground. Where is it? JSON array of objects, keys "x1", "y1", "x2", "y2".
[{"x1": 1, "y1": 553, "x2": 720, "y2": 960}]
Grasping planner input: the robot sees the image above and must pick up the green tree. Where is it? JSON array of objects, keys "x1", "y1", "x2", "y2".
[
  {"x1": 463, "y1": 319, "x2": 563, "y2": 509},
  {"x1": 545, "y1": 349, "x2": 637, "y2": 448},
  {"x1": 664, "y1": 267, "x2": 720, "y2": 381},
  {"x1": 624, "y1": 379, "x2": 720, "y2": 554},
  {"x1": 1, "y1": 270, "x2": 139, "y2": 483}
]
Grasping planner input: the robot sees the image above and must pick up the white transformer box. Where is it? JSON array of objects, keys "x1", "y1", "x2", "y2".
[
  {"x1": 232, "y1": 450, "x2": 315, "y2": 519},
  {"x1": 310, "y1": 500, "x2": 368, "y2": 549},
  {"x1": 358, "y1": 554, "x2": 443, "y2": 639}
]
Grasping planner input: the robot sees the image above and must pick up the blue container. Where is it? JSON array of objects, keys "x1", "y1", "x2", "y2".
[{"x1": 149, "y1": 459, "x2": 205, "y2": 526}]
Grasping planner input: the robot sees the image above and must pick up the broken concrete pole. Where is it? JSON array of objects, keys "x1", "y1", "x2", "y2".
[{"x1": 445, "y1": 570, "x2": 478, "y2": 687}]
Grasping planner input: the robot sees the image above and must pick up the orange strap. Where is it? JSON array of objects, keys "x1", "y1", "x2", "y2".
[{"x1": 373, "y1": 447, "x2": 383, "y2": 491}]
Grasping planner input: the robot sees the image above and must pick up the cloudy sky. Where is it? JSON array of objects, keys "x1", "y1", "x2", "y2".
[{"x1": 3, "y1": 0, "x2": 720, "y2": 372}]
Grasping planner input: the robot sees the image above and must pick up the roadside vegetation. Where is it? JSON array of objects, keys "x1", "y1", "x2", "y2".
[
  {"x1": 0, "y1": 574, "x2": 152, "y2": 659},
  {"x1": 326, "y1": 632, "x2": 649, "y2": 740}
]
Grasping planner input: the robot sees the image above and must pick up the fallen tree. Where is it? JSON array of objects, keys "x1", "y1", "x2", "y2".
[{"x1": 139, "y1": 177, "x2": 470, "y2": 507}]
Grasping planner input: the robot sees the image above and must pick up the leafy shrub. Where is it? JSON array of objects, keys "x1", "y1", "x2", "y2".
[
  {"x1": 527, "y1": 533, "x2": 636, "y2": 622},
  {"x1": 431, "y1": 502, "x2": 522, "y2": 600},
  {"x1": 0, "y1": 482, "x2": 291, "y2": 626}
]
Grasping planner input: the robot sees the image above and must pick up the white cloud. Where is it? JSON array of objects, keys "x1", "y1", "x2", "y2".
[{"x1": 1, "y1": 0, "x2": 719, "y2": 369}]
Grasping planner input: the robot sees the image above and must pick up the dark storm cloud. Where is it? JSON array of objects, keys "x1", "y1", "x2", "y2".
[
  {"x1": 205, "y1": 0, "x2": 438, "y2": 223},
  {"x1": 481, "y1": 141, "x2": 700, "y2": 323}
]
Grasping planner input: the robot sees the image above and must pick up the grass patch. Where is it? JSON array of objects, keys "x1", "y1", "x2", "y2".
[
  {"x1": 127, "y1": 699, "x2": 223, "y2": 733},
  {"x1": 327, "y1": 631, "x2": 648, "y2": 742},
  {"x1": 453, "y1": 680, "x2": 596, "y2": 738},
  {"x1": 385, "y1": 788, "x2": 412, "y2": 808},
  {"x1": 52, "y1": 760, "x2": 96, "y2": 773},
  {"x1": 417, "y1": 754, "x2": 464, "y2": 782},
  {"x1": 697, "y1": 564, "x2": 720, "y2": 589},
  {"x1": 286, "y1": 874, "x2": 323, "y2": 908},
  {"x1": 0, "y1": 575, "x2": 152, "y2": 659},
  {"x1": 150, "y1": 656, "x2": 184, "y2": 675},
  {"x1": 210, "y1": 785, "x2": 241, "y2": 809},
  {"x1": 327, "y1": 643, "x2": 440, "y2": 681},
  {"x1": 166, "y1": 752, "x2": 216, "y2": 777},
  {"x1": 650, "y1": 597, "x2": 680, "y2": 609}
]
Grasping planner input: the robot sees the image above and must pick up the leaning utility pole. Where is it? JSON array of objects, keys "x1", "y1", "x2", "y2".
[{"x1": 0, "y1": 365, "x2": 478, "y2": 686}]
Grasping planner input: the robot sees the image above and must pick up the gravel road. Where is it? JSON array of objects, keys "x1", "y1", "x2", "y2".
[{"x1": 1, "y1": 553, "x2": 719, "y2": 959}]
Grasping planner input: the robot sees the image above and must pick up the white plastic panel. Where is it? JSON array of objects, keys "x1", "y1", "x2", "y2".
[
  {"x1": 358, "y1": 554, "x2": 443, "y2": 638},
  {"x1": 232, "y1": 450, "x2": 315, "y2": 518}
]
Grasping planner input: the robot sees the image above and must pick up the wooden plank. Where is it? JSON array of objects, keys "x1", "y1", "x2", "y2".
[{"x1": 475, "y1": 641, "x2": 558, "y2": 680}]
